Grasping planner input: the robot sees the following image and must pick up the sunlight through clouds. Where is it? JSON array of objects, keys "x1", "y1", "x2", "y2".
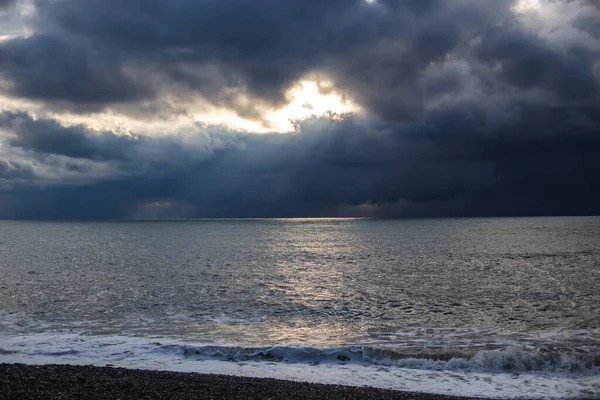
[
  {"x1": 512, "y1": 0, "x2": 582, "y2": 24},
  {"x1": 513, "y1": 0, "x2": 543, "y2": 13},
  {"x1": 195, "y1": 80, "x2": 358, "y2": 133},
  {"x1": 0, "y1": 0, "x2": 598, "y2": 218},
  {"x1": 264, "y1": 81, "x2": 358, "y2": 133},
  {"x1": 0, "y1": 81, "x2": 358, "y2": 136}
]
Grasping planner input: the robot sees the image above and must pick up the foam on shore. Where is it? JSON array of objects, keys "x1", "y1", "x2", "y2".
[{"x1": 1, "y1": 332, "x2": 599, "y2": 399}]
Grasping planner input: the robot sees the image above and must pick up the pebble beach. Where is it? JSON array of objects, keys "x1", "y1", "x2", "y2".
[{"x1": 0, "y1": 363, "x2": 487, "y2": 400}]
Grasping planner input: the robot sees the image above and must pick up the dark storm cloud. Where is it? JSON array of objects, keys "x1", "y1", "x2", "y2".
[
  {"x1": 1, "y1": 101, "x2": 599, "y2": 219},
  {"x1": 0, "y1": 158, "x2": 34, "y2": 180},
  {"x1": 0, "y1": 35, "x2": 151, "y2": 109},
  {"x1": 1, "y1": 113, "x2": 488, "y2": 218},
  {"x1": 2, "y1": 0, "x2": 598, "y2": 118},
  {"x1": 0, "y1": 0, "x2": 15, "y2": 8},
  {"x1": 17, "y1": 0, "x2": 350, "y2": 109},
  {"x1": 0, "y1": 0, "x2": 599, "y2": 218},
  {"x1": 3, "y1": 0, "x2": 519, "y2": 116},
  {"x1": 26, "y1": 0, "x2": 599, "y2": 118},
  {"x1": 1, "y1": 112, "x2": 139, "y2": 161},
  {"x1": 474, "y1": 27, "x2": 598, "y2": 100}
]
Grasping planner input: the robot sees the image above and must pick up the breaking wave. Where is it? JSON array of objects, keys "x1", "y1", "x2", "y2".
[
  {"x1": 1, "y1": 332, "x2": 598, "y2": 377},
  {"x1": 162, "y1": 343, "x2": 599, "y2": 375}
]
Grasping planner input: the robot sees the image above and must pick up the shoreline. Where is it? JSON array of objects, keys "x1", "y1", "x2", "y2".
[{"x1": 0, "y1": 363, "x2": 488, "y2": 400}]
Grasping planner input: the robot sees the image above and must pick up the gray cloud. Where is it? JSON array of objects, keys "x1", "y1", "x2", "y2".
[
  {"x1": 0, "y1": 0, "x2": 16, "y2": 8},
  {"x1": 24, "y1": 0, "x2": 598, "y2": 120},
  {"x1": 1, "y1": 112, "x2": 139, "y2": 161},
  {"x1": 1, "y1": 99, "x2": 599, "y2": 219},
  {"x1": 0, "y1": 0, "x2": 599, "y2": 218},
  {"x1": 0, "y1": 35, "x2": 151, "y2": 110},
  {"x1": 0, "y1": 158, "x2": 34, "y2": 180},
  {"x1": 2, "y1": 1, "x2": 597, "y2": 119},
  {"x1": 475, "y1": 27, "x2": 598, "y2": 100},
  {"x1": 3, "y1": 0, "x2": 521, "y2": 116}
]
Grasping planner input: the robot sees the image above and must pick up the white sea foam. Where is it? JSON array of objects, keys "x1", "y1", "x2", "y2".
[{"x1": 1, "y1": 331, "x2": 599, "y2": 399}]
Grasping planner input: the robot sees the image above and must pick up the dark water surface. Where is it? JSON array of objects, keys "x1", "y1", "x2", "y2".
[{"x1": 1, "y1": 218, "x2": 599, "y2": 397}]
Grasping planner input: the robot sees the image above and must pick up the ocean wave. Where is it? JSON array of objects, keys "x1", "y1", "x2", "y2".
[
  {"x1": 1, "y1": 331, "x2": 598, "y2": 377},
  {"x1": 2, "y1": 332, "x2": 600, "y2": 399},
  {"x1": 161, "y1": 343, "x2": 599, "y2": 375}
]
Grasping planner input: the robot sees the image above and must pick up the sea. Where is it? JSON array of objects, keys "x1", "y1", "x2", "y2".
[{"x1": 1, "y1": 217, "x2": 599, "y2": 399}]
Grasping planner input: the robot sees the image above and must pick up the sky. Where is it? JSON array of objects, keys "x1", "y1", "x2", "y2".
[{"x1": 0, "y1": 0, "x2": 599, "y2": 219}]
